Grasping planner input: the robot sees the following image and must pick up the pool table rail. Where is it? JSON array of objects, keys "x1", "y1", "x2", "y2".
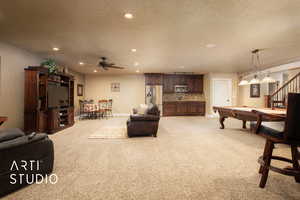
[{"x1": 213, "y1": 106, "x2": 286, "y2": 130}]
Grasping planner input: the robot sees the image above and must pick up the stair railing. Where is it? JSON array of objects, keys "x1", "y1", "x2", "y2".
[{"x1": 270, "y1": 72, "x2": 300, "y2": 108}]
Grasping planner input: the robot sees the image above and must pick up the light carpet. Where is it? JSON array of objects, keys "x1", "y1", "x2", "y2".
[
  {"x1": 88, "y1": 126, "x2": 127, "y2": 139},
  {"x1": 4, "y1": 117, "x2": 300, "y2": 200}
]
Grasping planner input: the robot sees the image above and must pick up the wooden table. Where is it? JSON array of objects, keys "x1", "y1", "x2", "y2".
[
  {"x1": 213, "y1": 106, "x2": 286, "y2": 129},
  {"x1": 0, "y1": 116, "x2": 8, "y2": 126}
]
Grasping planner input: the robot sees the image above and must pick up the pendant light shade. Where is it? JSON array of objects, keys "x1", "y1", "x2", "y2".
[
  {"x1": 239, "y1": 49, "x2": 264, "y2": 86},
  {"x1": 262, "y1": 74, "x2": 276, "y2": 83},
  {"x1": 238, "y1": 79, "x2": 249, "y2": 86},
  {"x1": 249, "y1": 75, "x2": 260, "y2": 84},
  {"x1": 248, "y1": 49, "x2": 262, "y2": 85}
]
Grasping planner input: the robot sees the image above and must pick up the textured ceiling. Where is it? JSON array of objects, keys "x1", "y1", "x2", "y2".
[{"x1": 1, "y1": 0, "x2": 300, "y2": 74}]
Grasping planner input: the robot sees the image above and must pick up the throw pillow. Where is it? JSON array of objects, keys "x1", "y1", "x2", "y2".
[
  {"x1": 137, "y1": 104, "x2": 148, "y2": 115},
  {"x1": 132, "y1": 108, "x2": 138, "y2": 114}
]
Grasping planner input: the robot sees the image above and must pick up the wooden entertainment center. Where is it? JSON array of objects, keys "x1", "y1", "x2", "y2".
[{"x1": 24, "y1": 67, "x2": 75, "y2": 134}]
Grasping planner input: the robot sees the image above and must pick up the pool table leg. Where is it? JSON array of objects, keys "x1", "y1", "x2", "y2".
[
  {"x1": 219, "y1": 116, "x2": 226, "y2": 129},
  {"x1": 242, "y1": 120, "x2": 247, "y2": 129}
]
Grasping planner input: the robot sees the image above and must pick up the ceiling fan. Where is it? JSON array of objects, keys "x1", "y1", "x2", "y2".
[{"x1": 98, "y1": 57, "x2": 125, "y2": 70}]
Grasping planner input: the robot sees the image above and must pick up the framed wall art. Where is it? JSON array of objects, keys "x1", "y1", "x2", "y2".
[
  {"x1": 77, "y1": 84, "x2": 84, "y2": 96},
  {"x1": 111, "y1": 83, "x2": 120, "y2": 92},
  {"x1": 250, "y1": 84, "x2": 260, "y2": 98}
]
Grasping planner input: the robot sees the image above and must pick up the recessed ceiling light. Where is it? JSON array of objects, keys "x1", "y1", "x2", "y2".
[
  {"x1": 131, "y1": 49, "x2": 137, "y2": 52},
  {"x1": 136, "y1": 69, "x2": 140, "y2": 73},
  {"x1": 79, "y1": 62, "x2": 84, "y2": 65},
  {"x1": 52, "y1": 47, "x2": 60, "y2": 51},
  {"x1": 206, "y1": 44, "x2": 216, "y2": 48},
  {"x1": 94, "y1": 70, "x2": 97, "y2": 73},
  {"x1": 134, "y1": 62, "x2": 139, "y2": 66},
  {"x1": 124, "y1": 13, "x2": 133, "y2": 19},
  {"x1": 179, "y1": 66, "x2": 185, "y2": 69}
]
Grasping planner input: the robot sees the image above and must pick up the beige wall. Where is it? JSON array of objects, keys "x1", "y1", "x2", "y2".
[
  {"x1": 0, "y1": 43, "x2": 85, "y2": 128},
  {"x1": 85, "y1": 74, "x2": 145, "y2": 114},
  {"x1": 237, "y1": 68, "x2": 300, "y2": 108},
  {"x1": 204, "y1": 73, "x2": 239, "y2": 115},
  {"x1": 0, "y1": 42, "x2": 42, "y2": 129},
  {"x1": 238, "y1": 84, "x2": 268, "y2": 108},
  {"x1": 68, "y1": 70, "x2": 85, "y2": 116}
]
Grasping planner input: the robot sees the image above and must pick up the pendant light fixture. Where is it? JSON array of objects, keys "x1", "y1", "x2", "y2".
[
  {"x1": 238, "y1": 79, "x2": 249, "y2": 86},
  {"x1": 262, "y1": 73, "x2": 276, "y2": 83},
  {"x1": 239, "y1": 49, "x2": 261, "y2": 86},
  {"x1": 249, "y1": 49, "x2": 262, "y2": 84},
  {"x1": 239, "y1": 48, "x2": 277, "y2": 86},
  {"x1": 249, "y1": 74, "x2": 260, "y2": 84}
]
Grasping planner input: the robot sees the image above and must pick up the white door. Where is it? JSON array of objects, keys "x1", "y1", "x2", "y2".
[{"x1": 212, "y1": 79, "x2": 232, "y2": 107}]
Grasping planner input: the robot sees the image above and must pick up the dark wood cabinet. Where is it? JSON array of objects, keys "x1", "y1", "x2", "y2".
[
  {"x1": 188, "y1": 102, "x2": 205, "y2": 114},
  {"x1": 163, "y1": 101, "x2": 205, "y2": 116},
  {"x1": 145, "y1": 73, "x2": 163, "y2": 85},
  {"x1": 163, "y1": 74, "x2": 203, "y2": 94},
  {"x1": 38, "y1": 111, "x2": 48, "y2": 132},
  {"x1": 68, "y1": 107, "x2": 75, "y2": 124},
  {"x1": 188, "y1": 102, "x2": 199, "y2": 113},
  {"x1": 163, "y1": 75, "x2": 174, "y2": 93},
  {"x1": 187, "y1": 75, "x2": 203, "y2": 93},
  {"x1": 24, "y1": 67, "x2": 75, "y2": 134},
  {"x1": 172, "y1": 75, "x2": 186, "y2": 85},
  {"x1": 163, "y1": 102, "x2": 177, "y2": 116},
  {"x1": 177, "y1": 102, "x2": 189, "y2": 113},
  {"x1": 48, "y1": 109, "x2": 60, "y2": 131}
]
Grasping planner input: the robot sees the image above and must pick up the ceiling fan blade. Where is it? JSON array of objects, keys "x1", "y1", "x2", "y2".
[
  {"x1": 106, "y1": 65, "x2": 125, "y2": 69},
  {"x1": 251, "y1": 48, "x2": 268, "y2": 53}
]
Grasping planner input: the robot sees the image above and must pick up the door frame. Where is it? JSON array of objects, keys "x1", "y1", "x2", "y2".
[{"x1": 212, "y1": 78, "x2": 233, "y2": 108}]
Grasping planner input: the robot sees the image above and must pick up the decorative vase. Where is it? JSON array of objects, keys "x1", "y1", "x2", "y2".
[{"x1": 63, "y1": 67, "x2": 69, "y2": 74}]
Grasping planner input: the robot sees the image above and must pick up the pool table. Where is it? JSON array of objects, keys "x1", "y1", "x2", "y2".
[{"x1": 212, "y1": 106, "x2": 286, "y2": 129}]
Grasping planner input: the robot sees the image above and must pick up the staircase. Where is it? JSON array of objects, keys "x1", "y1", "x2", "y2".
[{"x1": 269, "y1": 72, "x2": 300, "y2": 108}]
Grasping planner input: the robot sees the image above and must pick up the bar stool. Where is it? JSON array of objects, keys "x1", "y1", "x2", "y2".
[
  {"x1": 98, "y1": 100, "x2": 108, "y2": 119},
  {"x1": 255, "y1": 93, "x2": 300, "y2": 188},
  {"x1": 105, "y1": 99, "x2": 113, "y2": 117},
  {"x1": 79, "y1": 100, "x2": 85, "y2": 120},
  {"x1": 83, "y1": 103, "x2": 94, "y2": 119}
]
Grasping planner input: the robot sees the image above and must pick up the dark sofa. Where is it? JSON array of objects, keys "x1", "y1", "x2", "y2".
[
  {"x1": 127, "y1": 105, "x2": 160, "y2": 137},
  {"x1": 0, "y1": 128, "x2": 54, "y2": 197}
]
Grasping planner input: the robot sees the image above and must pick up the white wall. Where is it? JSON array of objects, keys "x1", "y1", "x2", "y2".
[
  {"x1": 0, "y1": 42, "x2": 42, "y2": 129},
  {"x1": 85, "y1": 74, "x2": 145, "y2": 115}
]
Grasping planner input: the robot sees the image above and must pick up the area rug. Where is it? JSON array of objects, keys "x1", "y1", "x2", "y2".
[{"x1": 88, "y1": 126, "x2": 128, "y2": 139}]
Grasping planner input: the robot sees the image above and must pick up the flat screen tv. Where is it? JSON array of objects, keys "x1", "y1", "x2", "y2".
[{"x1": 48, "y1": 83, "x2": 69, "y2": 108}]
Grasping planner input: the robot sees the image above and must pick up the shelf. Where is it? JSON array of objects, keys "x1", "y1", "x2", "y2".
[
  {"x1": 25, "y1": 68, "x2": 75, "y2": 134},
  {"x1": 48, "y1": 80, "x2": 69, "y2": 85}
]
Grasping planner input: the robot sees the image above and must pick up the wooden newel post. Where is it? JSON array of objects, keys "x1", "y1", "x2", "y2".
[{"x1": 264, "y1": 95, "x2": 271, "y2": 108}]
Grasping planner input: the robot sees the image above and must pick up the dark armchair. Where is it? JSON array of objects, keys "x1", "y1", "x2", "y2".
[
  {"x1": 254, "y1": 93, "x2": 300, "y2": 188},
  {"x1": 0, "y1": 129, "x2": 54, "y2": 197},
  {"x1": 127, "y1": 105, "x2": 160, "y2": 137}
]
